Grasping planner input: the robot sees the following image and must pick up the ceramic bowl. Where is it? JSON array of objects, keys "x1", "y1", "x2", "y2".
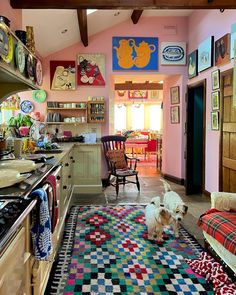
[{"x1": 0, "y1": 15, "x2": 10, "y2": 27}]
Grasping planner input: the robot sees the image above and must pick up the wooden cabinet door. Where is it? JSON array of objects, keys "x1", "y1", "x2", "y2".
[
  {"x1": 220, "y1": 70, "x2": 236, "y2": 192},
  {"x1": 0, "y1": 228, "x2": 25, "y2": 295}
]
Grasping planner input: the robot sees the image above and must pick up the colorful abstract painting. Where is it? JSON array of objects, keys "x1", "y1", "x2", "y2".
[
  {"x1": 161, "y1": 42, "x2": 186, "y2": 65},
  {"x1": 198, "y1": 36, "x2": 214, "y2": 72},
  {"x1": 50, "y1": 60, "x2": 76, "y2": 90},
  {"x1": 112, "y1": 37, "x2": 158, "y2": 70},
  {"x1": 77, "y1": 54, "x2": 105, "y2": 86}
]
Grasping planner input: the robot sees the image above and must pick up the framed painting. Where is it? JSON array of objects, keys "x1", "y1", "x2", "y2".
[
  {"x1": 188, "y1": 50, "x2": 198, "y2": 79},
  {"x1": 170, "y1": 106, "x2": 180, "y2": 124},
  {"x1": 170, "y1": 86, "x2": 180, "y2": 104},
  {"x1": 150, "y1": 90, "x2": 159, "y2": 99},
  {"x1": 211, "y1": 111, "x2": 219, "y2": 130},
  {"x1": 161, "y1": 42, "x2": 186, "y2": 65},
  {"x1": 128, "y1": 90, "x2": 148, "y2": 99},
  {"x1": 77, "y1": 53, "x2": 105, "y2": 86},
  {"x1": 212, "y1": 69, "x2": 220, "y2": 90},
  {"x1": 215, "y1": 33, "x2": 230, "y2": 66},
  {"x1": 211, "y1": 91, "x2": 220, "y2": 110},
  {"x1": 50, "y1": 60, "x2": 76, "y2": 90},
  {"x1": 198, "y1": 36, "x2": 214, "y2": 72},
  {"x1": 230, "y1": 22, "x2": 236, "y2": 59},
  {"x1": 112, "y1": 36, "x2": 158, "y2": 70}
]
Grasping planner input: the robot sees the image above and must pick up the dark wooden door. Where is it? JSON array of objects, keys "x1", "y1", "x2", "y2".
[
  {"x1": 220, "y1": 70, "x2": 236, "y2": 192},
  {"x1": 186, "y1": 81, "x2": 206, "y2": 195}
]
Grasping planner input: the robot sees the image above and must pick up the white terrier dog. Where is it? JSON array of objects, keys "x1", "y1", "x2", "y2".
[
  {"x1": 160, "y1": 179, "x2": 188, "y2": 238},
  {"x1": 145, "y1": 196, "x2": 173, "y2": 242}
]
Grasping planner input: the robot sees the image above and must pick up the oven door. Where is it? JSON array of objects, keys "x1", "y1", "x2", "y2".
[{"x1": 43, "y1": 165, "x2": 62, "y2": 233}]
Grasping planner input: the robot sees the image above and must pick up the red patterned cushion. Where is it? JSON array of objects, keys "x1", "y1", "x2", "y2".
[{"x1": 106, "y1": 149, "x2": 127, "y2": 169}]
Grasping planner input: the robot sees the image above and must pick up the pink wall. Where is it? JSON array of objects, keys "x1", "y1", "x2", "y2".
[
  {"x1": 0, "y1": 0, "x2": 22, "y2": 31},
  {"x1": 188, "y1": 10, "x2": 235, "y2": 193},
  {"x1": 40, "y1": 16, "x2": 188, "y2": 178}
]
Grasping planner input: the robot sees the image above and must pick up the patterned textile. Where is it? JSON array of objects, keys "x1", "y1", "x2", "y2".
[
  {"x1": 46, "y1": 205, "x2": 214, "y2": 295},
  {"x1": 186, "y1": 252, "x2": 236, "y2": 295},
  {"x1": 106, "y1": 149, "x2": 127, "y2": 169},
  {"x1": 198, "y1": 208, "x2": 236, "y2": 255},
  {"x1": 31, "y1": 188, "x2": 53, "y2": 260}
]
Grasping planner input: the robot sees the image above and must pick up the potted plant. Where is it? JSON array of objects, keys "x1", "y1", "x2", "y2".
[{"x1": 8, "y1": 113, "x2": 33, "y2": 137}]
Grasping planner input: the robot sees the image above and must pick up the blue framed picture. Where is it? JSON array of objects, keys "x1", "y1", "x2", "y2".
[
  {"x1": 112, "y1": 36, "x2": 158, "y2": 70},
  {"x1": 198, "y1": 36, "x2": 214, "y2": 72}
]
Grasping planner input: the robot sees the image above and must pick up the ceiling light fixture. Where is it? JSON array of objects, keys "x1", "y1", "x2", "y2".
[
  {"x1": 114, "y1": 11, "x2": 120, "y2": 17},
  {"x1": 61, "y1": 28, "x2": 68, "y2": 34}
]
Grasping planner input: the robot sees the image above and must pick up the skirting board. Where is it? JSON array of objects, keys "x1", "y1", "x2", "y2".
[
  {"x1": 73, "y1": 184, "x2": 103, "y2": 194},
  {"x1": 161, "y1": 173, "x2": 185, "y2": 185}
]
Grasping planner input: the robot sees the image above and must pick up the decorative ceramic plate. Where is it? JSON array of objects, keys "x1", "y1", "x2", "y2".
[
  {"x1": 0, "y1": 23, "x2": 13, "y2": 63},
  {"x1": 32, "y1": 89, "x2": 46, "y2": 103},
  {"x1": 26, "y1": 54, "x2": 35, "y2": 81},
  {"x1": 15, "y1": 42, "x2": 26, "y2": 73},
  {"x1": 35, "y1": 59, "x2": 43, "y2": 86},
  {"x1": 20, "y1": 100, "x2": 34, "y2": 113}
]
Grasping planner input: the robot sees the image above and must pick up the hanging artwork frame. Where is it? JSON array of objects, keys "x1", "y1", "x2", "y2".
[
  {"x1": 211, "y1": 91, "x2": 220, "y2": 110},
  {"x1": 170, "y1": 86, "x2": 180, "y2": 104},
  {"x1": 211, "y1": 69, "x2": 220, "y2": 90},
  {"x1": 215, "y1": 33, "x2": 230, "y2": 66},
  {"x1": 188, "y1": 50, "x2": 198, "y2": 79},
  {"x1": 128, "y1": 90, "x2": 148, "y2": 99},
  {"x1": 50, "y1": 60, "x2": 76, "y2": 90},
  {"x1": 198, "y1": 36, "x2": 214, "y2": 72},
  {"x1": 77, "y1": 53, "x2": 105, "y2": 86},
  {"x1": 211, "y1": 111, "x2": 219, "y2": 130},
  {"x1": 112, "y1": 36, "x2": 158, "y2": 70},
  {"x1": 161, "y1": 42, "x2": 186, "y2": 65},
  {"x1": 170, "y1": 106, "x2": 180, "y2": 124}
]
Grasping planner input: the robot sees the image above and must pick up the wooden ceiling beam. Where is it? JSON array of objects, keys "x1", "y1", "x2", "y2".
[
  {"x1": 77, "y1": 9, "x2": 88, "y2": 47},
  {"x1": 115, "y1": 82, "x2": 163, "y2": 91},
  {"x1": 10, "y1": 0, "x2": 236, "y2": 9},
  {"x1": 131, "y1": 10, "x2": 143, "y2": 24}
]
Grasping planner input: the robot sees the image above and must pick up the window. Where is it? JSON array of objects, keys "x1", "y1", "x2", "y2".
[
  {"x1": 150, "y1": 104, "x2": 162, "y2": 131},
  {"x1": 0, "y1": 109, "x2": 13, "y2": 124},
  {"x1": 114, "y1": 104, "x2": 126, "y2": 131},
  {"x1": 131, "y1": 104, "x2": 144, "y2": 130}
]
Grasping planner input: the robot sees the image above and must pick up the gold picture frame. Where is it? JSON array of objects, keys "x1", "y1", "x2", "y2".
[{"x1": 170, "y1": 106, "x2": 180, "y2": 124}]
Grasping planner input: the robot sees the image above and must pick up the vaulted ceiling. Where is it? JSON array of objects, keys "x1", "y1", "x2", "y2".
[{"x1": 10, "y1": 0, "x2": 234, "y2": 57}]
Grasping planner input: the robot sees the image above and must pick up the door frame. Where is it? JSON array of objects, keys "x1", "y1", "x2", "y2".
[
  {"x1": 186, "y1": 79, "x2": 206, "y2": 194},
  {"x1": 219, "y1": 68, "x2": 233, "y2": 191}
]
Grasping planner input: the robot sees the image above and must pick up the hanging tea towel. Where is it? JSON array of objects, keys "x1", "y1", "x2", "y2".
[{"x1": 31, "y1": 188, "x2": 53, "y2": 260}]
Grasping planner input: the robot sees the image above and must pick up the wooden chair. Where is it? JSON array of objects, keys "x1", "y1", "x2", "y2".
[{"x1": 101, "y1": 135, "x2": 140, "y2": 197}]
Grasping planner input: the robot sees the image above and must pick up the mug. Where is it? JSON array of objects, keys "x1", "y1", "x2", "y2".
[{"x1": 14, "y1": 138, "x2": 23, "y2": 158}]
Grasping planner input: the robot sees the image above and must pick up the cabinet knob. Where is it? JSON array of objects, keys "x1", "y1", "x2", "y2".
[
  {"x1": 72, "y1": 160, "x2": 75, "y2": 163},
  {"x1": 63, "y1": 185, "x2": 67, "y2": 189},
  {"x1": 70, "y1": 156, "x2": 73, "y2": 160},
  {"x1": 65, "y1": 163, "x2": 69, "y2": 167},
  {"x1": 68, "y1": 175, "x2": 71, "y2": 179},
  {"x1": 56, "y1": 176, "x2": 61, "y2": 180}
]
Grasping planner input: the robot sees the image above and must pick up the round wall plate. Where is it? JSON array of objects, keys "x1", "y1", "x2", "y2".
[
  {"x1": 32, "y1": 89, "x2": 46, "y2": 103},
  {"x1": 15, "y1": 42, "x2": 26, "y2": 73},
  {"x1": 0, "y1": 23, "x2": 13, "y2": 63},
  {"x1": 20, "y1": 100, "x2": 34, "y2": 113},
  {"x1": 26, "y1": 54, "x2": 35, "y2": 81},
  {"x1": 35, "y1": 59, "x2": 43, "y2": 86}
]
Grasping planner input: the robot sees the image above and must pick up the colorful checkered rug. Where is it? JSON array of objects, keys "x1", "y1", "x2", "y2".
[{"x1": 46, "y1": 205, "x2": 214, "y2": 295}]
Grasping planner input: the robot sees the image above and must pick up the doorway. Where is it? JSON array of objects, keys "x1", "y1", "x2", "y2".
[{"x1": 186, "y1": 80, "x2": 206, "y2": 195}]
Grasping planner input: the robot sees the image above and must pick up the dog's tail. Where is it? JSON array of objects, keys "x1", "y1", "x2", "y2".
[{"x1": 160, "y1": 179, "x2": 172, "y2": 193}]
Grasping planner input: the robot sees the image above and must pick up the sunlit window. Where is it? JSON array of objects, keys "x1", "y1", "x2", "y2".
[
  {"x1": 150, "y1": 105, "x2": 162, "y2": 131},
  {"x1": 131, "y1": 104, "x2": 144, "y2": 130},
  {"x1": 114, "y1": 104, "x2": 126, "y2": 131},
  {"x1": 0, "y1": 109, "x2": 13, "y2": 124}
]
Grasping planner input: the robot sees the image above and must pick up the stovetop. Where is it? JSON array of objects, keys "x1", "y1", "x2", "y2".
[
  {"x1": 0, "y1": 162, "x2": 54, "y2": 198},
  {"x1": 0, "y1": 198, "x2": 31, "y2": 239}
]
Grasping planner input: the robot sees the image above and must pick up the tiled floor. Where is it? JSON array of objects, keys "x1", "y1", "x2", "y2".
[{"x1": 72, "y1": 158, "x2": 211, "y2": 247}]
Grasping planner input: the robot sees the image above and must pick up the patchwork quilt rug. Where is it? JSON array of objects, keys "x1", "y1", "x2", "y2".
[{"x1": 46, "y1": 205, "x2": 214, "y2": 295}]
